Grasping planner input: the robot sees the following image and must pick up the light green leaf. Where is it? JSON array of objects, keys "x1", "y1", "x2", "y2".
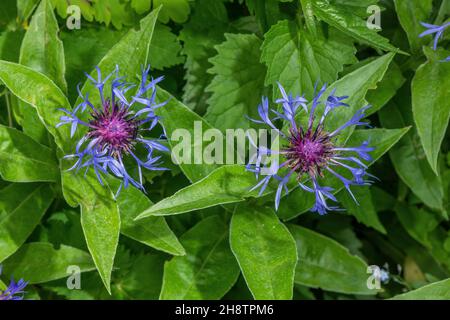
[
  {"x1": 107, "y1": 178, "x2": 185, "y2": 256},
  {"x1": 379, "y1": 101, "x2": 444, "y2": 211},
  {"x1": 149, "y1": 23, "x2": 184, "y2": 70},
  {"x1": 153, "y1": 0, "x2": 190, "y2": 24},
  {"x1": 1, "y1": 242, "x2": 95, "y2": 284},
  {"x1": 412, "y1": 47, "x2": 450, "y2": 174},
  {"x1": 205, "y1": 33, "x2": 267, "y2": 130},
  {"x1": 18, "y1": 0, "x2": 67, "y2": 145},
  {"x1": 136, "y1": 165, "x2": 260, "y2": 218},
  {"x1": 230, "y1": 204, "x2": 297, "y2": 300},
  {"x1": 160, "y1": 215, "x2": 240, "y2": 299},
  {"x1": 155, "y1": 88, "x2": 221, "y2": 182},
  {"x1": 75, "y1": 7, "x2": 161, "y2": 108},
  {"x1": 62, "y1": 170, "x2": 120, "y2": 294},
  {"x1": 20, "y1": 0, "x2": 67, "y2": 92},
  {"x1": 0, "y1": 183, "x2": 54, "y2": 262},
  {"x1": 17, "y1": 0, "x2": 40, "y2": 22},
  {"x1": 288, "y1": 224, "x2": 375, "y2": 295},
  {"x1": 0, "y1": 61, "x2": 72, "y2": 151},
  {"x1": 0, "y1": 125, "x2": 58, "y2": 182},
  {"x1": 391, "y1": 278, "x2": 450, "y2": 300},
  {"x1": 261, "y1": 19, "x2": 356, "y2": 98}
]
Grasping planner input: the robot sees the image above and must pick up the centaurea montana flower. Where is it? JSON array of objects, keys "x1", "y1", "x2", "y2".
[
  {"x1": 0, "y1": 266, "x2": 28, "y2": 300},
  {"x1": 57, "y1": 65, "x2": 169, "y2": 196},
  {"x1": 246, "y1": 83, "x2": 375, "y2": 215},
  {"x1": 419, "y1": 21, "x2": 450, "y2": 62}
]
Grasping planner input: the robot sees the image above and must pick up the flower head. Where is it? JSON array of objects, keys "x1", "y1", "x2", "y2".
[
  {"x1": 57, "y1": 65, "x2": 168, "y2": 196},
  {"x1": 247, "y1": 84, "x2": 375, "y2": 215},
  {"x1": 0, "y1": 266, "x2": 28, "y2": 300},
  {"x1": 419, "y1": 21, "x2": 450, "y2": 57}
]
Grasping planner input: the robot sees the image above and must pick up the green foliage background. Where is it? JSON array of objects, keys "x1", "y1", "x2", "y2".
[{"x1": 0, "y1": 0, "x2": 449, "y2": 300}]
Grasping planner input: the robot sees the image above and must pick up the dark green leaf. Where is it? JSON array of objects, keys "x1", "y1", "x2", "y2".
[
  {"x1": 160, "y1": 215, "x2": 240, "y2": 299},
  {"x1": 0, "y1": 183, "x2": 54, "y2": 262},
  {"x1": 0, "y1": 125, "x2": 58, "y2": 182}
]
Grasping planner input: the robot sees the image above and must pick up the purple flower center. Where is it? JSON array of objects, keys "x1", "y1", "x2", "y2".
[
  {"x1": 284, "y1": 127, "x2": 334, "y2": 178},
  {"x1": 88, "y1": 99, "x2": 138, "y2": 156}
]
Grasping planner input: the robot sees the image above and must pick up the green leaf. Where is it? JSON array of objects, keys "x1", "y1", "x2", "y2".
[
  {"x1": 155, "y1": 88, "x2": 221, "y2": 182},
  {"x1": 278, "y1": 127, "x2": 409, "y2": 220},
  {"x1": 160, "y1": 215, "x2": 240, "y2": 299},
  {"x1": 379, "y1": 101, "x2": 444, "y2": 211},
  {"x1": 0, "y1": 183, "x2": 54, "y2": 262},
  {"x1": 153, "y1": 0, "x2": 190, "y2": 24},
  {"x1": 394, "y1": 0, "x2": 433, "y2": 54},
  {"x1": 179, "y1": 0, "x2": 228, "y2": 112},
  {"x1": 288, "y1": 224, "x2": 375, "y2": 295},
  {"x1": 17, "y1": 0, "x2": 63, "y2": 147},
  {"x1": 149, "y1": 23, "x2": 184, "y2": 70},
  {"x1": 0, "y1": 60, "x2": 72, "y2": 151},
  {"x1": 107, "y1": 178, "x2": 185, "y2": 256},
  {"x1": 319, "y1": 53, "x2": 396, "y2": 140},
  {"x1": 412, "y1": 47, "x2": 450, "y2": 174},
  {"x1": 20, "y1": 0, "x2": 67, "y2": 92},
  {"x1": 0, "y1": 125, "x2": 58, "y2": 182},
  {"x1": 111, "y1": 252, "x2": 166, "y2": 300},
  {"x1": 62, "y1": 170, "x2": 120, "y2": 294},
  {"x1": 1, "y1": 242, "x2": 95, "y2": 284},
  {"x1": 394, "y1": 202, "x2": 440, "y2": 248},
  {"x1": 337, "y1": 186, "x2": 386, "y2": 234},
  {"x1": 17, "y1": 0, "x2": 40, "y2": 22},
  {"x1": 309, "y1": 0, "x2": 403, "y2": 53},
  {"x1": 205, "y1": 33, "x2": 267, "y2": 130},
  {"x1": 75, "y1": 7, "x2": 161, "y2": 108},
  {"x1": 61, "y1": 27, "x2": 126, "y2": 103},
  {"x1": 391, "y1": 278, "x2": 450, "y2": 300},
  {"x1": 261, "y1": 20, "x2": 356, "y2": 98},
  {"x1": 230, "y1": 204, "x2": 297, "y2": 300},
  {"x1": 366, "y1": 61, "x2": 406, "y2": 115},
  {"x1": 136, "y1": 165, "x2": 260, "y2": 218}
]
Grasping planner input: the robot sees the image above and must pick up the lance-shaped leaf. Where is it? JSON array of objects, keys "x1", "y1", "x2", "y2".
[
  {"x1": 394, "y1": 0, "x2": 433, "y2": 54},
  {"x1": 0, "y1": 125, "x2": 58, "y2": 182},
  {"x1": 136, "y1": 165, "x2": 262, "y2": 219},
  {"x1": 155, "y1": 88, "x2": 221, "y2": 182},
  {"x1": 74, "y1": 7, "x2": 161, "y2": 108},
  {"x1": 1, "y1": 242, "x2": 95, "y2": 284},
  {"x1": 391, "y1": 278, "x2": 450, "y2": 300},
  {"x1": 230, "y1": 204, "x2": 297, "y2": 299},
  {"x1": 0, "y1": 183, "x2": 54, "y2": 262},
  {"x1": 160, "y1": 215, "x2": 240, "y2": 299},
  {"x1": 412, "y1": 47, "x2": 450, "y2": 174},
  {"x1": 107, "y1": 178, "x2": 185, "y2": 256},
  {"x1": 0, "y1": 61, "x2": 72, "y2": 151},
  {"x1": 379, "y1": 101, "x2": 444, "y2": 211},
  {"x1": 62, "y1": 170, "x2": 120, "y2": 294},
  {"x1": 288, "y1": 224, "x2": 376, "y2": 295},
  {"x1": 18, "y1": 0, "x2": 67, "y2": 145}
]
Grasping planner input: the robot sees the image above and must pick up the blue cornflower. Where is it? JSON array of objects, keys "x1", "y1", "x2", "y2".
[
  {"x1": 0, "y1": 266, "x2": 28, "y2": 300},
  {"x1": 419, "y1": 22, "x2": 450, "y2": 50},
  {"x1": 57, "y1": 65, "x2": 169, "y2": 196},
  {"x1": 246, "y1": 84, "x2": 375, "y2": 215}
]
